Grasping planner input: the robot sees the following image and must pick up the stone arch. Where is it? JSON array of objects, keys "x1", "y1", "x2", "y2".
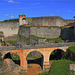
[
  {"x1": 3, "y1": 52, "x2": 20, "y2": 65},
  {"x1": 49, "y1": 49, "x2": 65, "y2": 60},
  {"x1": 26, "y1": 50, "x2": 44, "y2": 70},
  {"x1": 26, "y1": 49, "x2": 44, "y2": 58},
  {"x1": 1, "y1": 51, "x2": 11, "y2": 59}
]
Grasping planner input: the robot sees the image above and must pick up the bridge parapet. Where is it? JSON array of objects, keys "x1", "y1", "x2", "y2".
[{"x1": 0, "y1": 42, "x2": 75, "y2": 51}]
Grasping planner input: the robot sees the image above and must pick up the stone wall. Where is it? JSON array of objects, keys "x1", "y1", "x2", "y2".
[
  {"x1": 18, "y1": 26, "x2": 30, "y2": 38},
  {"x1": 0, "y1": 22, "x2": 19, "y2": 37},
  {"x1": 26, "y1": 16, "x2": 67, "y2": 27},
  {"x1": 30, "y1": 27, "x2": 61, "y2": 38},
  {"x1": 26, "y1": 16, "x2": 74, "y2": 27},
  {"x1": 65, "y1": 20, "x2": 74, "y2": 25},
  {"x1": 61, "y1": 27, "x2": 75, "y2": 41},
  {"x1": 30, "y1": 37, "x2": 46, "y2": 44},
  {"x1": 0, "y1": 16, "x2": 74, "y2": 38},
  {"x1": 18, "y1": 26, "x2": 61, "y2": 39}
]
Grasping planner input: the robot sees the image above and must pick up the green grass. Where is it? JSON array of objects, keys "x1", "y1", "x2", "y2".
[
  {"x1": 11, "y1": 53, "x2": 20, "y2": 60},
  {"x1": 7, "y1": 40, "x2": 17, "y2": 44},
  {"x1": 39, "y1": 72, "x2": 48, "y2": 75},
  {"x1": 68, "y1": 46, "x2": 75, "y2": 53},
  {"x1": 30, "y1": 35, "x2": 45, "y2": 39},
  {"x1": 46, "y1": 37, "x2": 65, "y2": 43},
  {"x1": 39, "y1": 60, "x2": 75, "y2": 75},
  {"x1": 30, "y1": 35, "x2": 65, "y2": 43},
  {"x1": 49, "y1": 60, "x2": 75, "y2": 75}
]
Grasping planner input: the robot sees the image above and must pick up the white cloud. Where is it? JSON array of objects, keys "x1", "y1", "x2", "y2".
[
  {"x1": 10, "y1": 14, "x2": 14, "y2": 18},
  {"x1": 8, "y1": 0, "x2": 20, "y2": 3}
]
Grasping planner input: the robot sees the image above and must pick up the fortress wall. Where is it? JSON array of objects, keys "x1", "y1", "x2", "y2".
[
  {"x1": 30, "y1": 27, "x2": 61, "y2": 38},
  {"x1": 65, "y1": 20, "x2": 74, "y2": 25},
  {"x1": 26, "y1": 17, "x2": 67, "y2": 27},
  {"x1": 0, "y1": 22, "x2": 19, "y2": 37},
  {"x1": 61, "y1": 27, "x2": 75, "y2": 41},
  {"x1": 18, "y1": 26, "x2": 30, "y2": 38},
  {"x1": 18, "y1": 26, "x2": 61, "y2": 39},
  {"x1": 0, "y1": 16, "x2": 74, "y2": 38}
]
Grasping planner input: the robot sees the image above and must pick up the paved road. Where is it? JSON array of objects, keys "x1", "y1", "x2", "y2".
[{"x1": 0, "y1": 42, "x2": 75, "y2": 51}]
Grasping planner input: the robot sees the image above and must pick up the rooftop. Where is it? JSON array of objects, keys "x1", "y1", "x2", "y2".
[{"x1": 20, "y1": 13, "x2": 25, "y2": 15}]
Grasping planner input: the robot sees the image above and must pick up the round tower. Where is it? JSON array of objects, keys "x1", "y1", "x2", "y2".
[{"x1": 19, "y1": 13, "x2": 26, "y2": 25}]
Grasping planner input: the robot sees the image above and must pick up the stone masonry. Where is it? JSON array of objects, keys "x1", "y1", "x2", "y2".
[{"x1": 1, "y1": 46, "x2": 69, "y2": 72}]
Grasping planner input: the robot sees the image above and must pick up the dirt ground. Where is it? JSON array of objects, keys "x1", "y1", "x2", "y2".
[
  {"x1": 22, "y1": 64, "x2": 43, "y2": 75},
  {"x1": 0, "y1": 64, "x2": 43, "y2": 75}
]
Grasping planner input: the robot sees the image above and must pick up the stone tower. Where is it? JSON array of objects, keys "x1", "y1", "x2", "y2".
[{"x1": 19, "y1": 13, "x2": 26, "y2": 25}]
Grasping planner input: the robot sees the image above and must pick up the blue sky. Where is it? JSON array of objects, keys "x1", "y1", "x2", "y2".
[{"x1": 0, "y1": 0, "x2": 75, "y2": 21}]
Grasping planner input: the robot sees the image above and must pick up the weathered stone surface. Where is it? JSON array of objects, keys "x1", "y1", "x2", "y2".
[
  {"x1": 70, "y1": 64, "x2": 75, "y2": 71},
  {"x1": 26, "y1": 17, "x2": 74, "y2": 27},
  {"x1": 0, "y1": 45, "x2": 73, "y2": 72},
  {"x1": 19, "y1": 26, "x2": 61, "y2": 39},
  {"x1": 0, "y1": 59, "x2": 20, "y2": 73},
  {"x1": 61, "y1": 27, "x2": 75, "y2": 41},
  {"x1": 0, "y1": 22, "x2": 19, "y2": 37},
  {"x1": 30, "y1": 27, "x2": 61, "y2": 38}
]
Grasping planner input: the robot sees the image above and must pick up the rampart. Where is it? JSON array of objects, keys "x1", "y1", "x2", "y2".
[
  {"x1": 0, "y1": 22, "x2": 19, "y2": 37},
  {"x1": 19, "y1": 26, "x2": 61, "y2": 38},
  {"x1": 0, "y1": 16, "x2": 74, "y2": 38},
  {"x1": 61, "y1": 27, "x2": 75, "y2": 41},
  {"x1": 26, "y1": 16, "x2": 74, "y2": 27}
]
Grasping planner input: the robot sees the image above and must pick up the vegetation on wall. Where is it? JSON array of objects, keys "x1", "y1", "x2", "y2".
[
  {"x1": 61, "y1": 26, "x2": 73, "y2": 29},
  {"x1": 3, "y1": 19, "x2": 19, "y2": 22},
  {"x1": 30, "y1": 35, "x2": 65, "y2": 43},
  {"x1": 18, "y1": 35, "x2": 30, "y2": 45},
  {"x1": 48, "y1": 26, "x2": 61, "y2": 29},
  {"x1": 11, "y1": 53, "x2": 20, "y2": 60},
  {"x1": 20, "y1": 25, "x2": 61, "y2": 28},
  {"x1": 46, "y1": 37, "x2": 65, "y2": 43},
  {"x1": 7, "y1": 40, "x2": 17, "y2": 44},
  {"x1": 30, "y1": 35, "x2": 45, "y2": 39}
]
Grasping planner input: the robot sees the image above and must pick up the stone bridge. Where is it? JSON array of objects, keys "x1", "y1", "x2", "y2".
[{"x1": 0, "y1": 42, "x2": 75, "y2": 72}]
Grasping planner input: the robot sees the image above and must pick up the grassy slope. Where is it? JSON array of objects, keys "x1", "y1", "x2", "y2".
[
  {"x1": 49, "y1": 60, "x2": 75, "y2": 75},
  {"x1": 68, "y1": 46, "x2": 75, "y2": 53},
  {"x1": 39, "y1": 60, "x2": 75, "y2": 75},
  {"x1": 30, "y1": 35, "x2": 45, "y2": 39},
  {"x1": 30, "y1": 35, "x2": 65, "y2": 43},
  {"x1": 7, "y1": 40, "x2": 17, "y2": 44},
  {"x1": 46, "y1": 37, "x2": 65, "y2": 43}
]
